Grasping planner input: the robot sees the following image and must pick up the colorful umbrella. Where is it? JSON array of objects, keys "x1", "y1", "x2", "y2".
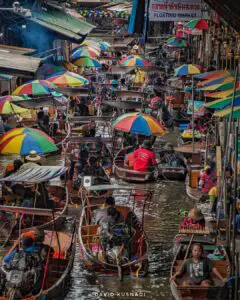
[
  {"x1": 197, "y1": 76, "x2": 234, "y2": 88},
  {"x1": 13, "y1": 80, "x2": 57, "y2": 96},
  {"x1": 205, "y1": 96, "x2": 240, "y2": 110},
  {"x1": 214, "y1": 107, "x2": 240, "y2": 118},
  {"x1": 112, "y1": 112, "x2": 166, "y2": 136},
  {"x1": 174, "y1": 64, "x2": 200, "y2": 76},
  {"x1": 38, "y1": 64, "x2": 65, "y2": 77},
  {"x1": 184, "y1": 19, "x2": 208, "y2": 30},
  {"x1": 99, "y1": 41, "x2": 111, "y2": 51},
  {"x1": 204, "y1": 89, "x2": 239, "y2": 99},
  {"x1": 119, "y1": 55, "x2": 149, "y2": 67},
  {"x1": 167, "y1": 37, "x2": 187, "y2": 48},
  {"x1": 80, "y1": 40, "x2": 101, "y2": 52},
  {"x1": 0, "y1": 96, "x2": 29, "y2": 115},
  {"x1": 201, "y1": 82, "x2": 240, "y2": 92},
  {"x1": 71, "y1": 46, "x2": 100, "y2": 59},
  {"x1": 194, "y1": 70, "x2": 231, "y2": 80},
  {"x1": 72, "y1": 57, "x2": 101, "y2": 68},
  {"x1": 0, "y1": 128, "x2": 58, "y2": 155},
  {"x1": 47, "y1": 71, "x2": 89, "y2": 87}
]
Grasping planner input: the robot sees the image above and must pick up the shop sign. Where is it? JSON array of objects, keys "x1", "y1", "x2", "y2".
[{"x1": 149, "y1": 0, "x2": 202, "y2": 22}]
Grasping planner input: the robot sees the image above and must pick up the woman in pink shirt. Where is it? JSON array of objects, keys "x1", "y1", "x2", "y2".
[{"x1": 198, "y1": 166, "x2": 216, "y2": 193}]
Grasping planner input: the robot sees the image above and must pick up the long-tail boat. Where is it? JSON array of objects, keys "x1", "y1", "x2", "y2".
[
  {"x1": 113, "y1": 147, "x2": 156, "y2": 183},
  {"x1": 79, "y1": 185, "x2": 153, "y2": 279},
  {"x1": 0, "y1": 224, "x2": 76, "y2": 300},
  {"x1": 170, "y1": 239, "x2": 230, "y2": 300},
  {"x1": 0, "y1": 166, "x2": 69, "y2": 233}
]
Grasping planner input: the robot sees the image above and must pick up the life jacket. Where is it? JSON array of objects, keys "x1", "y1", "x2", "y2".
[{"x1": 9, "y1": 250, "x2": 37, "y2": 272}]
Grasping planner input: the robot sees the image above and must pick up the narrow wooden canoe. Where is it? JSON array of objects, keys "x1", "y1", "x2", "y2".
[
  {"x1": 113, "y1": 147, "x2": 156, "y2": 183},
  {"x1": 0, "y1": 228, "x2": 76, "y2": 300},
  {"x1": 79, "y1": 204, "x2": 148, "y2": 277},
  {"x1": 170, "y1": 243, "x2": 230, "y2": 300}
]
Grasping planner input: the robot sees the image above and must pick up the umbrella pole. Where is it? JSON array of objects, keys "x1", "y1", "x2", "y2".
[{"x1": 192, "y1": 76, "x2": 195, "y2": 153}]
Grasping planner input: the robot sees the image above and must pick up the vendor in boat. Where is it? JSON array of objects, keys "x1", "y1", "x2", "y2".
[
  {"x1": 198, "y1": 166, "x2": 217, "y2": 193},
  {"x1": 92, "y1": 197, "x2": 116, "y2": 225},
  {"x1": 3, "y1": 159, "x2": 23, "y2": 178},
  {"x1": 208, "y1": 186, "x2": 218, "y2": 214},
  {"x1": 133, "y1": 140, "x2": 157, "y2": 172},
  {"x1": 20, "y1": 150, "x2": 42, "y2": 171},
  {"x1": 170, "y1": 243, "x2": 225, "y2": 286},
  {"x1": 180, "y1": 207, "x2": 205, "y2": 229},
  {"x1": 160, "y1": 142, "x2": 186, "y2": 167}
]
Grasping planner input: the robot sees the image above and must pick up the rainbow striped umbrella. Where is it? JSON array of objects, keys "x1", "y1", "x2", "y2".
[
  {"x1": 112, "y1": 112, "x2": 166, "y2": 136},
  {"x1": 47, "y1": 71, "x2": 89, "y2": 87},
  {"x1": 204, "y1": 89, "x2": 240, "y2": 99},
  {"x1": 38, "y1": 64, "x2": 65, "y2": 77},
  {"x1": 0, "y1": 128, "x2": 58, "y2": 155},
  {"x1": 80, "y1": 40, "x2": 101, "y2": 52},
  {"x1": 201, "y1": 82, "x2": 240, "y2": 92},
  {"x1": 197, "y1": 76, "x2": 234, "y2": 88},
  {"x1": 194, "y1": 70, "x2": 231, "y2": 80},
  {"x1": 174, "y1": 64, "x2": 200, "y2": 76},
  {"x1": 214, "y1": 107, "x2": 240, "y2": 118},
  {"x1": 0, "y1": 96, "x2": 29, "y2": 115},
  {"x1": 98, "y1": 41, "x2": 111, "y2": 51},
  {"x1": 71, "y1": 46, "x2": 100, "y2": 59},
  {"x1": 205, "y1": 95, "x2": 240, "y2": 110},
  {"x1": 184, "y1": 19, "x2": 209, "y2": 30},
  {"x1": 13, "y1": 80, "x2": 57, "y2": 96},
  {"x1": 72, "y1": 57, "x2": 101, "y2": 68},
  {"x1": 119, "y1": 55, "x2": 149, "y2": 67}
]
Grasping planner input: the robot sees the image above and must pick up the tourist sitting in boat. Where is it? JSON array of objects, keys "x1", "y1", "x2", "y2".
[
  {"x1": 170, "y1": 243, "x2": 225, "y2": 286},
  {"x1": 91, "y1": 197, "x2": 115, "y2": 225},
  {"x1": 180, "y1": 207, "x2": 205, "y2": 229},
  {"x1": 133, "y1": 140, "x2": 157, "y2": 172},
  {"x1": 160, "y1": 142, "x2": 186, "y2": 167},
  {"x1": 198, "y1": 166, "x2": 217, "y2": 193}
]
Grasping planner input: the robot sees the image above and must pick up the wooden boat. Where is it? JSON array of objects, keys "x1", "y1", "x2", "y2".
[
  {"x1": 113, "y1": 147, "x2": 156, "y2": 183},
  {"x1": 0, "y1": 166, "x2": 69, "y2": 232},
  {"x1": 185, "y1": 175, "x2": 206, "y2": 202},
  {"x1": 79, "y1": 185, "x2": 152, "y2": 278},
  {"x1": 170, "y1": 241, "x2": 230, "y2": 300},
  {"x1": 0, "y1": 226, "x2": 76, "y2": 300},
  {"x1": 158, "y1": 165, "x2": 186, "y2": 181}
]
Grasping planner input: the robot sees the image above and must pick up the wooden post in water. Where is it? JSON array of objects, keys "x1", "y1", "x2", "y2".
[{"x1": 191, "y1": 76, "x2": 195, "y2": 152}]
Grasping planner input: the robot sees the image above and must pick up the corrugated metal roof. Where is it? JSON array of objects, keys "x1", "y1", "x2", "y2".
[
  {"x1": 0, "y1": 53, "x2": 40, "y2": 78},
  {"x1": 30, "y1": 8, "x2": 95, "y2": 41},
  {"x1": 1, "y1": 166, "x2": 67, "y2": 183}
]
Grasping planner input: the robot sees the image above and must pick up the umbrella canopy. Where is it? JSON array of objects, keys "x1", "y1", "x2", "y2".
[
  {"x1": 197, "y1": 76, "x2": 234, "y2": 88},
  {"x1": 47, "y1": 71, "x2": 89, "y2": 87},
  {"x1": 184, "y1": 19, "x2": 208, "y2": 30},
  {"x1": 13, "y1": 80, "x2": 57, "y2": 96},
  {"x1": 204, "y1": 89, "x2": 240, "y2": 99},
  {"x1": 119, "y1": 55, "x2": 149, "y2": 67},
  {"x1": 201, "y1": 81, "x2": 240, "y2": 92},
  {"x1": 167, "y1": 37, "x2": 187, "y2": 48},
  {"x1": 112, "y1": 112, "x2": 166, "y2": 136},
  {"x1": 214, "y1": 107, "x2": 240, "y2": 118},
  {"x1": 194, "y1": 70, "x2": 231, "y2": 80},
  {"x1": 0, "y1": 96, "x2": 29, "y2": 115},
  {"x1": 80, "y1": 40, "x2": 101, "y2": 52},
  {"x1": 0, "y1": 128, "x2": 58, "y2": 155},
  {"x1": 73, "y1": 57, "x2": 101, "y2": 68},
  {"x1": 174, "y1": 64, "x2": 200, "y2": 76},
  {"x1": 38, "y1": 64, "x2": 65, "y2": 77},
  {"x1": 99, "y1": 41, "x2": 111, "y2": 51},
  {"x1": 205, "y1": 95, "x2": 240, "y2": 110},
  {"x1": 71, "y1": 46, "x2": 100, "y2": 59}
]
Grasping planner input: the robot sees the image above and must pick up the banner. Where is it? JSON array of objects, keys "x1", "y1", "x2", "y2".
[
  {"x1": 187, "y1": 100, "x2": 204, "y2": 116},
  {"x1": 149, "y1": 0, "x2": 202, "y2": 22}
]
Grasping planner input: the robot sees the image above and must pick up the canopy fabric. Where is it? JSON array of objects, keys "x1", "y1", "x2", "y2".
[
  {"x1": 119, "y1": 55, "x2": 149, "y2": 67},
  {"x1": 12, "y1": 95, "x2": 65, "y2": 109},
  {"x1": 0, "y1": 96, "x2": 29, "y2": 115},
  {"x1": 214, "y1": 107, "x2": 240, "y2": 118},
  {"x1": 47, "y1": 71, "x2": 89, "y2": 87},
  {"x1": 112, "y1": 112, "x2": 166, "y2": 136},
  {"x1": 174, "y1": 64, "x2": 200, "y2": 76},
  {"x1": 166, "y1": 37, "x2": 187, "y2": 48},
  {"x1": 184, "y1": 19, "x2": 209, "y2": 30},
  {"x1": 0, "y1": 166, "x2": 67, "y2": 183},
  {"x1": 197, "y1": 76, "x2": 234, "y2": 88},
  {"x1": 71, "y1": 46, "x2": 100, "y2": 59},
  {"x1": 201, "y1": 81, "x2": 238, "y2": 92},
  {"x1": 73, "y1": 57, "x2": 101, "y2": 68},
  {"x1": 204, "y1": 96, "x2": 240, "y2": 109},
  {"x1": 194, "y1": 70, "x2": 231, "y2": 80},
  {"x1": 13, "y1": 80, "x2": 57, "y2": 96}
]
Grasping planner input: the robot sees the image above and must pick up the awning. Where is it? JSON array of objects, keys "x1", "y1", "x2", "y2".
[
  {"x1": 30, "y1": 7, "x2": 95, "y2": 42},
  {"x1": 0, "y1": 53, "x2": 41, "y2": 78},
  {"x1": 1, "y1": 166, "x2": 67, "y2": 183}
]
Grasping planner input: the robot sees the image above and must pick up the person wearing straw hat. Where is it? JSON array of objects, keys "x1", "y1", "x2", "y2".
[
  {"x1": 20, "y1": 150, "x2": 42, "y2": 171},
  {"x1": 180, "y1": 207, "x2": 205, "y2": 229}
]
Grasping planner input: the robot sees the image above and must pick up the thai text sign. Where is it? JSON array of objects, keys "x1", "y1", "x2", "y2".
[{"x1": 149, "y1": 0, "x2": 202, "y2": 21}]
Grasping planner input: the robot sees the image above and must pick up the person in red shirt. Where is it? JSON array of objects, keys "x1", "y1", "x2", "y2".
[{"x1": 133, "y1": 140, "x2": 157, "y2": 172}]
